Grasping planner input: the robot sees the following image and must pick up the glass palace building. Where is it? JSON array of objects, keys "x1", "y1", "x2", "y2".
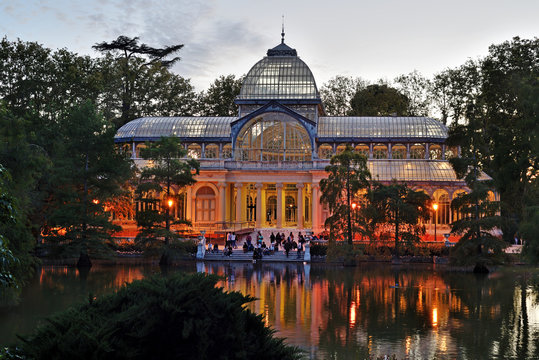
[{"x1": 115, "y1": 39, "x2": 492, "y2": 238}]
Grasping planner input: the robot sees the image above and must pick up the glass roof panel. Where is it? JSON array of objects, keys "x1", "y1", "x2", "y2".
[
  {"x1": 115, "y1": 117, "x2": 237, "y2": 140},
  {"x1": 238, "y1": 56, "x2": 320, "y2": 100},
  {"x1": 367, "y1": 160, "x2": 492, "y2": 182},
  {"x1": 318, "y1": 117, "x2": 447, "y2": 139}
]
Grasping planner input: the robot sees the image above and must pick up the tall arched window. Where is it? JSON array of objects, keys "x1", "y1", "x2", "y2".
[
  {"x1": 354, "y1": 144, "x2": 369, "y2": 157},
  {"x1": 196, "y1": 186, "x2": 216, "y2": 222},
  {"x1": 429, "y1": 144, "x2": 443, "y2": 160},
  {"x1": 235, "y1": 113, "x2": 312, "y2": 162},
  {"x1": 373, "y1": 144, "x2": 388, "y2": 159},
  {"x1": 318, "y1": 144, "x2": 333, "y2": 159},
  {"x1": 410, "y1": 144, "x2": 425, "y2": 159},
  {"x1": 336, "y1": 144, "x2": 347, "y2": 154},
  {"x1": 204, "y1": 144, "x2": 218, "y2": 159},
  {"x1": 267, "y1": 196, "x2": 277, "y2": 223},
  {"x1": 188, "y1": 143, "x2": 202, "y2": 159},
  {"x1": 392, "y1": 144, "x2": 406, "y2": 159},
  {"x1": 222, "y1": 144, "x2": 232, "y2": 159},
  {"x1": 452, "y1": 190, "x2": 467, "y2": 222},
  {"x1": 285, "y1": 195, "x2": 296, "y2": 224},
  {"x1": 433, "y1": 189, "x2": 450, "y2": 225}
]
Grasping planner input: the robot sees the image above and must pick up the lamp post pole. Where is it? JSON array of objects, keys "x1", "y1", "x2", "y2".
[
  {"x1": 351, "y1": 202, "x2": 357, "y2": 242},
  {"x1": 433, "y1": 203, "x2": 438, "y2": 242}
]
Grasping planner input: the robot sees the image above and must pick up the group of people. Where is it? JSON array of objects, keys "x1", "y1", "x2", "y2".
[{"x1": 207, "y1": 231, "x2": 309, "y2": 259}]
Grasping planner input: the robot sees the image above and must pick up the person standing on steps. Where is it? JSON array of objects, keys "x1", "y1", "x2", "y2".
[{"x1": 257, "y1": 231, "x2": 263, "y2": 247}]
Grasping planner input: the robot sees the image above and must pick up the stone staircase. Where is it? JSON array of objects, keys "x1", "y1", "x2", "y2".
[{"x1": 203, "y1": 249, "x2": 305, "y2": 262}]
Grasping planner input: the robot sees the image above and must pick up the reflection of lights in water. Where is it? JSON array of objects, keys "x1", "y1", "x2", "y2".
[
  {"x1": 405, "y1": 336, "x2": 411, "y2": 355},
  {"x1": 264, "y1": 304, "x2": 270, "y2": 326},
  {"x1": 432, "y1": 307, "x2": 438, "y2": 327},
  {"x1": 349, "y1": 301, "x2": 356, "y2": 327},
  {"x1": 440, "y1": 335, "x2": 447, "y2": 352}
]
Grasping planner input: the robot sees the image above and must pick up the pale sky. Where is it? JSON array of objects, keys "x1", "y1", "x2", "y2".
[{"x1": 1, "y1": 0, "x2": 538, "y2": 91}]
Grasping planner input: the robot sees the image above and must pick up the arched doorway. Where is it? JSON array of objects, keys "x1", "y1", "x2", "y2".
[{"x1": 196, "y1": 186, "x2": 216, "y2": 222}]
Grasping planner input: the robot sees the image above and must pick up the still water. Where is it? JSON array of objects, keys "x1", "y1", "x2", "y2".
[{"x1": 1, "y1": 262, "x2": 539, "y2": 359}]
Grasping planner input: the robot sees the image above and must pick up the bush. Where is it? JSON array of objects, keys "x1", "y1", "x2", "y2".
[
  {"x1": 309, "y1": 243, "x2": 327, "y2": 257},
  {"x1": 326, "y1": 242, "x2": 364, "y2": 265},
  {"x1": 3, "y1": 273, "x2": 303, "y2": 360}
]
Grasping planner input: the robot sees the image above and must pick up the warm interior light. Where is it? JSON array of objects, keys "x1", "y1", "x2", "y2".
[
  {"x1": 168, "y1": 199, "x2": 174, "y2": 208},
  {"x1": 92, "y1": 199, "x2": 99, "y2": 204},
  {"x1": 351, "y1": 203, "x2": 357, "y2": 210},
  {"x1": 433, "y1": 203, "x2": 438, "y2": 211}
]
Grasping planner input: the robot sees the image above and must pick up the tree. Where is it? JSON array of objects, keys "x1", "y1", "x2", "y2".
[
  {"x1": 367, "y1": 182, "x2": 430, "y2": 257},
  {"x1": 448, "y1": 122, "x2": 506, "y2": 273},
  {"x1": 319, "y1": 75, "x2": 368, "y2": 116},
  {"x1": 199, "y1": 74, "x2": 243, "y2": 116},
  {"x1": 136, "y1": 137, "x2": 199, "y2": 262},
  {"x1": 4, "y1": 273, "x2": 303, "y2": 360},
  {"x1": 349, "y1": 84, "x2": 410, "y2": 116},
  {"x1": 393, "y1": 70, "x2": 432, "y2": 116},
  {"x1": 320, "y1": 146, "x2": 371, "y2": 244},
  {"x1": 44, "y1": 102, "x2": 133, "y2": 268},
  {"x1": 93, "y1": 36, "x2": 184, "y2": 127},
  {"x1": 0, "y1": 165, "x2": 18, "y2": 289}
]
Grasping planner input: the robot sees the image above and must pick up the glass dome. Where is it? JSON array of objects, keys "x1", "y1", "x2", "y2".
[
  {"x1": 237, "y1": 43, "x2": 320, "y2": 101},
  {"x1": 235, "y1": 112, "x2": 312, "y2": 161}
]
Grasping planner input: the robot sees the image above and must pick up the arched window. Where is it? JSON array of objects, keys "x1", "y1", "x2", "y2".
[
  {"x1": 410, "y1": 144, "x2": 425, "y2": 159},
  {"x1": 266, "y1": 196, "x2": 277, "y2": 223},
  {"x1": 222, "y1": 144, "x2": 232, "y2": 159},
  {"x1": 235, "y1": 113, "x2": 312, "y2": 162},
  {"x1": 392, "y1": 144, "x2": 406, "y2": 159},
  {"x1": 373, "y1": 144, "x2": 388, "y2": 159},
  {"x1": 188, "y1": 143, "x2": 202, "y2": 159},
  {"x1": 429, "y1": 144, "x2": 443, "y2": 160},
  {"x1": 433, "y1": 189, "x2": 450, "y2": 225},
  {"x1": 246, "y1": 195, "x2": 256, "y2": 222},
  {"x1": 135, "y1": 143, "x2": 147, "y2": 158},
  {"x1": 196, "y1": 186, "x2": 215, "y2": 222},
  {"x1": 285, "y1": 195, "x2": 296, "y2": 224},
  {"x1": 204, "y1": 144, "x2": 218, "y2": 159},
  {"x1": 336, "y1": 144, "x2": 347, "y2": 154},
  {"x1": 318, "y1": 143, "x2": 333, "y2": 159},
  {"x1": 354, "y1": 144, "x2": 369, "y2": 157}
]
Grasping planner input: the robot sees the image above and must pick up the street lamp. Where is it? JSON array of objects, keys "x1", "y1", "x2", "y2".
[
  {"x1": 433, "y1": 203, "x2": 439, "y2": 242},
  {"x1": 167, "y1": 198, "x2": 174, "y2": 208}
]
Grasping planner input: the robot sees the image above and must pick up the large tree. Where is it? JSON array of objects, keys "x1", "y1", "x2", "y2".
[
  {"x1": 198, "y1": 74, "x2": 243, "y2": 116},
  {"x1": 44, "y1": 102, "x2": 133, "y2": 268},
  {"x1": 320, "y1": 146, "x2": 371, "y2": 244},
  {"x1": 136, "y1": 137, "x2": 199, "y2": 263},
  {"x1": 393, "y1": 70, "x2": 432, "y2": 116},
  {"x1": 93, "y1": 36, "x2": 184, "y2": 127},
  {"x1": 320, "y1": 75, "x2": 367, "y2": 116},
  {"x1": 366, "y1": 182, "x2": 431, "y2": 257},
  {"x1": 349, "y1": 84, "x2": 410, "y2": 116}
]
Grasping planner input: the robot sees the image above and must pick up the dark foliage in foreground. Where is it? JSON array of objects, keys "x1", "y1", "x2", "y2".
[{"x1": 4, "y1": 273, "x2": 303, "y2": 360}]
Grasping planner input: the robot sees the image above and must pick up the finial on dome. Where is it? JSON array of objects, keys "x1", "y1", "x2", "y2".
[{"x1": 281, "y1": 15, "x2": 285, "y2": 44}]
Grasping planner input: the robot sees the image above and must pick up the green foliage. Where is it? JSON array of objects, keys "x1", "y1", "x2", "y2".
[
  {"x1": 44, "y1": 102, "x2": 133, "y2": 259},
  {"x1": 0, "y1": 165, "x2": 19, "y2": 288},
  {"x1": 319, "y1": 75, "x2": 367, "y2": 116},
  {"x1": 326, "y1": 242, "x2": 364, "y2": 265},
  {"x1": 366, "y1": 181, "x2": 431, "y2": 256},
  {"x1": 320, "y1": 146, "x2": 371, "y2": 244},
  {"x1": 198, "y1": 74, "x2": 243, "y2": 116},
  {"x1": 349, "y1": 84, "x2": 410, "y2": 116},
  {"x1": 4, "y1": 273, "x2": 303, "y2": 360},
  {"x1": 136, "y1": 137, "x2": 199, "y2": 247},
  {"x1": 309, "y1": 243, "x2": 327, "y2": 257},
  {"x1": 520, "y1": 180, "x2": 539, "y2": 263},
  {"x1": 393, "y1": 70, "x2": 432, "y2": 116}
]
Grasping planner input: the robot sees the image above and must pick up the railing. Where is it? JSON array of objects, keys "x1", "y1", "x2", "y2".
[{"x1": 223, "y1": 160, "x2": 329, "y2": 170}]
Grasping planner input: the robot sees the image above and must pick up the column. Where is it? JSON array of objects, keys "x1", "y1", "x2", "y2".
[
  {"x1": 276, "y1": 183, "x2": 283, "y2": 229},
  {"x1": 255, "y1": 183, "x2": 263, "y2": 228},
  {"x1": 442, "y1": 144, "x2": 446, "y2": 160},
  {"x1": 388, "y1": 143, "x2": 392, "y2": 159},
  {"x1": 406, "y1": 143, "x2": 411, "y2": 159},
  {"x1": 191, "y1": 195, "x2": 197, "y2": 224},
  {"x1": 296, "y1": 183, "x2": 304, "y2": 229},
  {"x1": 186, "y1": 186, "x2": 193, "y2": 221},
  {"x1": 425, "y1": 143, "x2": 430, "y2": 159},
  {"x1": 218, "y1": 182, "x2": 226, "y2": 224},
  {"x1": 235, "y1": 182, "x2": 243, "y2": 224},
  {"x1": 131, "y1": 142, "x2": 136, "y2": 159},
  {"x1": 312, "y1": 183, "x2": 320, "y2": 232},
  {"x1": 369, "y1": 143, "x2": 373, "y2": 159}
]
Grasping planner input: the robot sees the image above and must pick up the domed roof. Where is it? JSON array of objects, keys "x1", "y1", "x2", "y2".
[{"x1": 237, "y1": 41, "x2": 320, "y2": 101}]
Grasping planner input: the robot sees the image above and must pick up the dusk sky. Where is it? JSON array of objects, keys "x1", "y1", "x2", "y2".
[{"x1": 1, "y1": 0, "x2": 538, "y2": 90}]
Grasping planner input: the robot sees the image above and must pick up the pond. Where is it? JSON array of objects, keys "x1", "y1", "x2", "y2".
[{"x1": 1, "y1": 262, "x2": 539, "y2": 359}]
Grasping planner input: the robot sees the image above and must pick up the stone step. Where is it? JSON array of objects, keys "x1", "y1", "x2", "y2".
[{"x1": 203, "y1": 250, "x2": 305, "y2": 262}]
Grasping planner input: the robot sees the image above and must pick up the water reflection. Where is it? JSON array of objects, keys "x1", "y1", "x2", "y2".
[{"x1": 1, "y1": 263, "x2": 539, "y2": 359}]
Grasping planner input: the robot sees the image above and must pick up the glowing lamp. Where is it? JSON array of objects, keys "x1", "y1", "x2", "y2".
[
  {"x1": 168, "y1": 199, "x2": 174, "y2": 208},
  {"x1": 433, "y1": 203, "x2": 438, "y2": 211},
  {"x1": 351, "y1": 203, "x2": 357, "y2": 210}
]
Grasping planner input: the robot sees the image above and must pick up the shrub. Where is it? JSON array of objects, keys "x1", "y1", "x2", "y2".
[
  {"x1": 309, "y1": 243, "x2": 327, "y2": 257},
  {"x1": 326, "y1": 242, "x2": 364, "y2": 265},
  {"x1": 4, "y1": 273, "x2": 303, "y2": 360}
]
